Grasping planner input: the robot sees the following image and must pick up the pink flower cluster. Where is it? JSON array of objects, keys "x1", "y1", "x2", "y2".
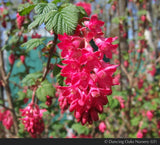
[
  {"x1": 0, "y1": 7, "x2": 7, "y2": 28},
  {"x1": 146, "y1": 110, "x2": 154, "y2": 121},
  {"x1": 148, "y1": 65, "x2": 156, "y2": 77},
  {"x1": 0, "y1": 108, "x2": 13, "y2": 130},
  {"x1": 20, "y1": 103, "x2": 45, "y2": 138},
  {"x1": 20, "y1": 55, "x2": 25, "y2": 63},
  {"x1": 8, "y1": 53, "x2": 15, "y2": 65},
  {"x1": 138, "y1": 79, "x2": 144, "y2": 89},
  {"x1": 32, "y1": 33, "x2": 41, "y2": 39},
  {"x1": 23, "y1": 35, "x2": 28, "y2": 43},
  {"x1": 16, "y1": 13, "x2": 25, "y2": 29},
  {"x1": 99, "y1": 121, "x2": 106, "y2": 133},
  {"x1": 57, "y1": 15, "x2": 118, "y2": 125},
  {"x1": 137, "y1": 129, "x2": 148, "y2": 138}
]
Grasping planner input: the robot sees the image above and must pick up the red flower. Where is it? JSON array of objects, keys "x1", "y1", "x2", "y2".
[
  {"x1": 0, "y1": 109, "x2": 13, "y2": 130},
  {"x1": 20, "y1": 55, "x2": 25, "y2": 63},
  {"x1": 23, "y1": 35, "x2": 28, "y2": 42},
  {"x1": 16, "y1": 13, "x2": 25, "y2": 29},
  {"x1": 76, "y1": 2, "x2": 91, "y2": 16},
  {"x1": 57, "y1": 15, "x2": 118, "y2": 125},
  {"x1": 99, "y1": 121, "x2": 106, "y2": 133},
  {"x1": 124, "y1": 60, "x2": 129, "y2": 67},
  {"x1": 137, "y1": 130, "x2": 143, "y2": 138},
  {"x1": 20, "y1": 103, "x2": 45, "y2": 138},
  {"x1": 138, "y1": 79, "x2": 143, "y2": 89},
  {"x1": 8, "y1": 54, "x2": 15, "y2": 65},
  {"x1": 32, "y1": 33, "x2": 41, "y2": 39},
  {"x1": 146, "y1": 110, "x2": 154, "y2": 121},
  {"x1": 45, "y1": 95, "x2": 52, "y2": 106}
]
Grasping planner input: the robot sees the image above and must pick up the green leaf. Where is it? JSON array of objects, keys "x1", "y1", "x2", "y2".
[
  {"x1": 28, "y1": 3, "x2": 57, "y2": 30},
  {"x1": 138, "y1": 10, "x2": 147, "y2": 16},
  {"x1": 26, "y1": 89, "x2": 33, "y2": 98},
  {"x1": 35, "y1": 3, "x2": 57, "y2": 15},
  {"x1": 140, "y1": 121, "x2": 148, "y2": 129},
  {"x1": 18, "y1": 3, "x2": 36, "y2": 16},
  {"x1": 53, "y1": 64, "x2": 62, "y2": 77},
  {"x1": 39, "y1": 103, "x2": 49, "y2": 108},
  {"x1": 57, "y1": 73, "x2": 64, "y2": 86},
  {"x1": 52, "y1": 0, "x2": 61, "y2": 4},
  {"x1": 21, "y1": 38, "x2": 46, "y2": 52},
  {"x1": 45, "y1": 4, "x2": 79, "y2": 34},
  {"x1": 99, "y1": 113, "x2": 106, "y2": 120},
  {"x1": 107, "y1": 96, "x2": 119, "y2": 109},
  {"x1": 0, "y1": 99, "x2": 3, "y2": 104},
  {"x1": 36, "y1": 80, "x2": 55, "y2": 102},
  {"x1": 131, "y1": 116, "x2": 141, "y2": 126},
  {"x1": 22, "y1": 72, "x2": 42, "y2": 87},
  {"x1": 9, "y1": 35, "x2": 19, "y2": 45},
  {"x1": 76, "y1": 6, "x2": 88, "y2": 18},
  {"x1": 31, "y1": 0, "x2": 40, "y2": 4},
  {"x1": 1, "y1": 44, "x2": 11, "y2": 51},
  {"x1": 72, "y1": 123, "x2": 90, "y2": 135},
  {"x1": 108, "y1": 0, "x2": 113, "y2": 3},
  {"x1": 17, "y1": 91, "x2": 26, "y2": 101},
  {"x1": 112, "y1": 17, "x2": 119, "y2": 24},
  {"x1": 28, "y1": 14, "x2": 46, "y2": 30}
]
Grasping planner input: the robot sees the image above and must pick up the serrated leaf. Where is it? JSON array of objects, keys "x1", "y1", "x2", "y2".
[
  {"x1": 36, "y1": 80, "x2": 55, "y2": 102},
  {"x1": 77, "y1": 6, "x2": 88, "y2": 18},
  {"x1": 28, "y1": 14, "x2": 46, "y2": 30},
  {"x1": 45, "y1": 4, "x2": 79, "y2": 35},
  {"x1": 18, "y1": 3, "x2": 36, "y2": 16},
  {"x1": 22, "y1": 72, "x2": 42, "y2": 87},
  {"x1": 21, "y1": 38, "x2": 46, "y2": 52},
  {"x1": 35, "y1": 3, "x2": 57, "y2": 15}
]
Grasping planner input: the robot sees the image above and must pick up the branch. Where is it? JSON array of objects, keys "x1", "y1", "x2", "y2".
[
  {"x1": 42, "y1": 34, "x2": 58, "y2": 81},
  {"x1": 9, "y1": 80, "x2": 24, "y2": 89},
  {"x1": 5, "y1": 64, "x2": 14, "y2": 81},
  {"x1": 0, "y1": 103, "x2": 13, "y2": 112},
  {"x1": 120, "y1": 64, "x2": 130, "y2": 80}
]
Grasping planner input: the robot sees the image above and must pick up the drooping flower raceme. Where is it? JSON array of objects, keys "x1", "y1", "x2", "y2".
[
  {"x1": 16, "y1": 13, "x2": 25, "y2": 29},
  {"x1": 0, "y1": 109, "x2": 13, "y2": 130},
  {"x1": 20, "y1": 103, "x2": 45, "y2": 138},
  {"x1": 57, "y1": 15, "x2": 118, "y2": 125}
]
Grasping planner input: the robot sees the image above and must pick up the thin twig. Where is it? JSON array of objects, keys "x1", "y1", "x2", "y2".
[{"x1": 42, "y1": 34, "x2": 58, "y2": 81}]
